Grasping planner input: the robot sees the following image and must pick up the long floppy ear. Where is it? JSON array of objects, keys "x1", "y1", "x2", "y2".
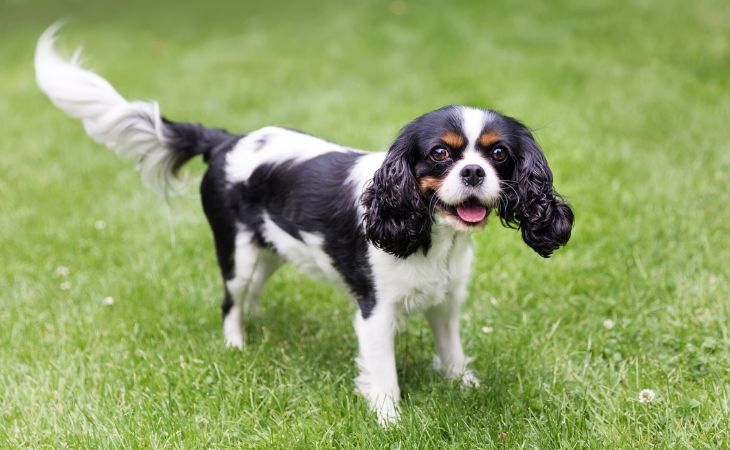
[
  {"x1": 362, "y1": 129, "x2": 431, "y2": 258},
  {"x1": 498, "y1": 131, "x2": 573, "y2": 257}
]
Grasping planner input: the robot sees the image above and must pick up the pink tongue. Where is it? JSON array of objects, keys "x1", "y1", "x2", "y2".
[{"x1": 456, "y1": 204, "x2": 487, "y2": 223}]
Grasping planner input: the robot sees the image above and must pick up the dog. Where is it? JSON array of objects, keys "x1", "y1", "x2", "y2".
[{"x1": 35, "y1": 24, "x2": 573, "y2": 426}]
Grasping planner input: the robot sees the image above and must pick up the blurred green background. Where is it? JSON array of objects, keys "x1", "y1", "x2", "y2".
[{"x1": 1, "y1": 0, "x2": 728, "y2": 447}]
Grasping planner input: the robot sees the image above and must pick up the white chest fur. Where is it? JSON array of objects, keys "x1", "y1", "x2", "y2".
[{"x1": 369, "y1": 226, "x2": 474, "y2": 314}]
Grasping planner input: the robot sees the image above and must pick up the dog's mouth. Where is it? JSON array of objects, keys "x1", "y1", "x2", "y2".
[{"x1": 437, "y1": 197, "x2": 491, "y2": 226}]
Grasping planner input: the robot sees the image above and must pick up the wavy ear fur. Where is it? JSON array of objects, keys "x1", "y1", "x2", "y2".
[
  {"x1": 499, "y1": 131, "x2": 573, "y2": 257},
  {"x1": 362, "y1": 130, "x2": 431, "y2": 258}
]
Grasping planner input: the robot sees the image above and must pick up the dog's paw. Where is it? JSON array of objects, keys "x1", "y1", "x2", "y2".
[
  {"x1": 357, "y1": 386, "x2": 401, "y2": 428},
  {"x1": 224, "y1": 334, "x2": 244, "y2": 350},
  {"x1": 374, "y1": 397, "x2": 401, "y2": 428},
  {"x1": 223, "y1": 311, "x2": 245, "y2": 350},
  {"x1": 460, "y1": 370, "x2": 481, "y2": 388},
  {"x1": 433, "y1": 355, "x2": 480, "y2": 387}
]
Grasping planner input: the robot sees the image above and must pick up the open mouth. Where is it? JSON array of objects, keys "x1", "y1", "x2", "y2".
[{"x1": 437, "y1": 197, "x2": 491, "y2": 226}]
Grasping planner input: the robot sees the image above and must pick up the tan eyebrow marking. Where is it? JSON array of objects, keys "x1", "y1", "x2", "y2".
[
  {"x1": 440, "y1": 132, "x2": 465, "y2": 149},
  {"x1": 478, "y1": 131, "x2": 501, "y2": 148}
]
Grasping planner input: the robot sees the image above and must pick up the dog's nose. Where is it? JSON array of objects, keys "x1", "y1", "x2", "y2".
[{"x1": 460, "y1": 164, "x2": 485, "y2": 186}]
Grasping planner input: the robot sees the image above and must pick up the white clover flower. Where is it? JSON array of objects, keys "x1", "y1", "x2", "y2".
[
  {"x1": 603, "y1": 319, "x2": 615, "y2": 330},
  {"x1": 481, "y1": 326, "x2": 494, "y2": 334},
  {"x1": 639, "y1": 389, "x2": 656, "y2": 403},
  {"x1": 60, "y1": 281, "x2": 71, "y2": 290},
  {"x1": 55, "y1": 266, "x2": 70, "y2": 277},
  {"x1": 94, "y1": 220, "x2": 106, "y2": 230},
  {"x1": 102, "y1": 296, "x2": 115, "y2": 306}
]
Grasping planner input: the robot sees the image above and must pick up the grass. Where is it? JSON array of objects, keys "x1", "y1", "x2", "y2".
[{"x1": 1, "y1": 0, "x2": 729, "y2": 447}]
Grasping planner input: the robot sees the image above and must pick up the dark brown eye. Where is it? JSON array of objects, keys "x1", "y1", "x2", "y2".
[
  {"x1": 491, "y1": 146, "x2": 508, "y2": 162},
  {"x1": 430, "y1": 147, "x2": 450, "y2": 162}
]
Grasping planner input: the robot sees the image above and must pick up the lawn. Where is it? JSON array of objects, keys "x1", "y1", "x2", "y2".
[{"x1": 1, "y1": 0, "x2": 729, "y2": 447}]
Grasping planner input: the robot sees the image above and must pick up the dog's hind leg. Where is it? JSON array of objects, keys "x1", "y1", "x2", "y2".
[
  {"x1": 200, "y1": 169, "x2": 280, "y2": 349},
  {"x1": 223, "y1": 233, "x2": 281, "y2": 349}
]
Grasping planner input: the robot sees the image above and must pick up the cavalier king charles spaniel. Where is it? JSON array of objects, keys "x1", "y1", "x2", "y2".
[{"x1": 35, "y1": 25, "x2": 573, "y2": 426}]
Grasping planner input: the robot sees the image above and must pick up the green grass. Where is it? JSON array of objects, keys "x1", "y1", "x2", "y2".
[{"x1": 1, "y1": 0, "x2": 729, "y2": 447}]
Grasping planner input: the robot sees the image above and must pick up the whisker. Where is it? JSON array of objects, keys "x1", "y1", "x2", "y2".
[
  {"x1": 427, "y1": 191, "x2": 439, "y2": 219},
  {"x1": 498, "y1": 180, "x2": 520, "y2": 211}
]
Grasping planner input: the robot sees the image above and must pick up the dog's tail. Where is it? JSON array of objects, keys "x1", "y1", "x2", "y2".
[{"x1": 34, "y1": 23, "x2": 236, "y2": 194}]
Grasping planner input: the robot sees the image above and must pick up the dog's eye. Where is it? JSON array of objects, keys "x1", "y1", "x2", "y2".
[
  {"x1": 430, "y1": 147, "x2": 450, "y2": 162},
  {"x1": 490, "y1": 146, "x2": 508, "y2": 162}
]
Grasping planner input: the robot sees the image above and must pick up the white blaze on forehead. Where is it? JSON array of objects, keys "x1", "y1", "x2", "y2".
[
  {"x1": 459, "y1": 107, "x2": 495, "y2": 151},
  {"x1": 435, "y1": 107, "x2": 501, "y2": 205}
]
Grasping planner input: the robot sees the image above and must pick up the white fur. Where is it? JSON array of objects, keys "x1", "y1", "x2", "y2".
[
  {"x1": 224, "y1": 231, "x2": 281, "y2": 348},
  {"x1": 353, "y1": 303, "x2": 400, "y2": 426},
  {"x1": 224, "y1": 141, "x2": 482, "y2": 421},
  {"x1": 424, "y1": 234, "x2": 480, "y2": 387},
  {"x1": 223, "y1": 132, "x2": 484, "y2": 425},
  {"x1": 437, "y1": 149, "x2": 501, "y2": 206},
  {"x1": 224, "y1": 156, "x2": 481, "y2": 424},
  {"x1": 368, "y1": 225, "x2": 471, "y2": 315},
  {"x1": 460, "y1": 106, "x2": 495, "y2": 146},
  {"x1": 437, "y1": 108, "x2": 501, "y2": 207},
  {"x1": 347, "y1": 152, "x2": 386, "y2": 214},
  {"x1": 223, "y1": 304, "x2": 245, "y2": 349},
  {"x1": 225, "y1": 127, "x2": 354, "y2": 184},
  {"x1": 36, "y1": 25, "x2": 485, "y2": 426},
  {"x1": 259, "y1": 214, "x2": 346, "y2": 289},
  {"x1": 351, "y1": 223, "x2": 478, "y2": 424},
  {"x1": 34, "y1": 24, "x2": 179, "y2": 193}
]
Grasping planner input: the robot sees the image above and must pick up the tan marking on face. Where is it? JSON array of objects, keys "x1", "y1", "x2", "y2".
[
  {"x1": 419, "y1": 176, "x2": 442, "y2": 194},
  {"x1": 440, "y1": 132, "x2": 465, "y2": 149},
  {"x1": 478, "y1": 131, "x2": 501, "y2": 148}
]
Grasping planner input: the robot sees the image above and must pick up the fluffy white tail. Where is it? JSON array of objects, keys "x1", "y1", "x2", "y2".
[{"x1": 34, "y1": 23, "x2": 234, "y2": 193}]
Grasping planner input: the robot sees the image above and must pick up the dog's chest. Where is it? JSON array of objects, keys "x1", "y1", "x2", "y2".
[{"x1": 371, "y1": 230, "x2": 474, "y2": 313}]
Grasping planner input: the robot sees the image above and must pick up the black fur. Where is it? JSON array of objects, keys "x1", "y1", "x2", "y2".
[
  {"x1": 361, "y1": 133, "x2": 432, "y2": 258},
  {"x1": 199, "y1": 136, "x2": 244, "y2": 280},
  {"x1": 495, "y1": 119, "x2": 574, "y2": 257},
  {"x1": 363, "y1": 107, "x2": 572, "y2": 259},
  {"x1": 179, "y1": 108, "x2": 571, "y2": 323},
  {"x1": 362, "y1": 108, "x2": 464, "y2": 258},
  {"x1": 221, "y1": 289, "x2": 234, "y2": 318},
  {"x1": 203, "y1": 147, "x2": 378, "y2": 318},
  {"x1": 162, "y1": 117, "x2": 238, "y2": 174}
]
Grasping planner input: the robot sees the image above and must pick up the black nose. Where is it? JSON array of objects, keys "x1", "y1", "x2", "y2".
[{"x1": 460, "y1": 164, "x2": 485, "y2": 186}]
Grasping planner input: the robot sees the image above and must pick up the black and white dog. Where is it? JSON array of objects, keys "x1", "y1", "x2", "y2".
[{"x1": 35, "y1": 25, "x2": 573, "y2": 425}]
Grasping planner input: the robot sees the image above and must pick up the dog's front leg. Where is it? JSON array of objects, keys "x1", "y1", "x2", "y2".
[
  {"x1": 353, "y1": 303, "x2": 400, "y2": 427},
  {"x1": 425, "y1": 298, "x2": 480, "y2": 388}
]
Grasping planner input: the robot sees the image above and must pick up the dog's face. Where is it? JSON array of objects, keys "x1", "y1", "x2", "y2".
[
  {"x1": 363, "y1": 105, "x2": 573, "y2": 258},
  {"x1": 411, "y1": 107, "x2": 510, "y2": 230}
]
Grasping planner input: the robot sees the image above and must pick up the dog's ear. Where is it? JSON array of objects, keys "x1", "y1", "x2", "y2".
[
  {"x1": 362, "y1": 128, "x2": 431, "y2": 258},
  {"x1": 498, "y1": 130, "x2": 573, "y2": 257}
]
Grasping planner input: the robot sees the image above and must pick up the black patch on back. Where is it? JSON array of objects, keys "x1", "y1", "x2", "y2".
[{"x1": 233, "y1": 151, "x2": 377, "y2": 316}]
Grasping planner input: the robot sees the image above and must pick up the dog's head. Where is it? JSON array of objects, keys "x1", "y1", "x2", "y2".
[{"x1": 362, "y1": 105, "x2": 573, "y2": 258}]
